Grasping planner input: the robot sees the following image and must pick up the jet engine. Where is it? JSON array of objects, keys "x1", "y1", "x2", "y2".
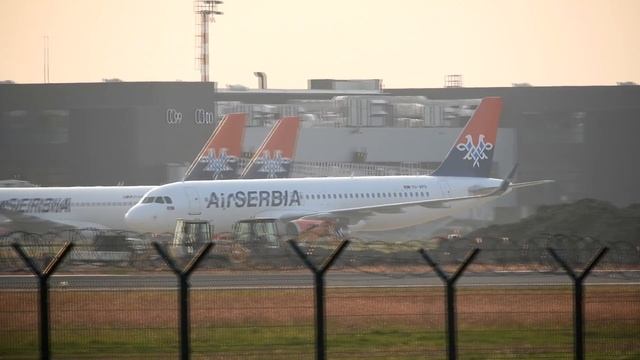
[{"x1": 286, "y1": 218, "x2": 350, "y2": 239}]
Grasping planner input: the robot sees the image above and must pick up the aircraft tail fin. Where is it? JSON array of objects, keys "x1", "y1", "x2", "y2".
[
  {"x1": 241, "y1": 116, "x2": 300, "y2": 179},
  {"x1": 431, "y1": 97, "x2": 503, "y2": 178},
  {"x1": 183, "y1": 113, "x2": 246, "y2": 181}
]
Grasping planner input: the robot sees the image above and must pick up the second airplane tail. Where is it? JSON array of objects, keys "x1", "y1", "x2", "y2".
[
  {"x1": 431, "y1": 97, "x2": 503, "y2": 178},
  {"x1": 241, "y1": 116, "x2": 300, "y2": 179}
]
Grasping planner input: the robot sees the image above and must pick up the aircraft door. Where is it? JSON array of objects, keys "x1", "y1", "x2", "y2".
[
  {"x1": 184, "y1": 187, "x2": 202, "y2": 215},
  {"x1": 438, "y1": 179, "x2": 451, "y2": 197}
]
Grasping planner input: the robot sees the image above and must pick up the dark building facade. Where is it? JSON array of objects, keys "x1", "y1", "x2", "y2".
[{"x1": 1, "y1": 82, "x2": 218, "y2": 185}]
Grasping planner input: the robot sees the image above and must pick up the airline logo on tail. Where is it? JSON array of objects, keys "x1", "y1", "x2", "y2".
[
  {"x1": 432, "y1": 97, "x2": 503, "y2": 178},
  {"x1": 254, "y1": 150, "x2": 291, "y2": 178},
  {"x1": 201, "y1": 148, "x2": 237, "y2": 177},
  {"x1": 183, "y1": 113, "x2": 246, "y2": 180},
  {"x1": 457, "y1": 134, "x2": 494, "y2": 167},
  {"x1": 241, "y1": 116, "x2": 300, "y2": 179}
]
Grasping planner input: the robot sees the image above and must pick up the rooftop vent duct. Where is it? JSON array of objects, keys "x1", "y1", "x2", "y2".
[{"x1": 254, "y1": 72, "x2": 267, "y2": 89}]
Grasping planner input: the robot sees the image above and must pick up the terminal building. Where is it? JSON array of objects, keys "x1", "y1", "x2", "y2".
[{"x1": 1, "y1": 80, "x2": 639, "y2": 226}]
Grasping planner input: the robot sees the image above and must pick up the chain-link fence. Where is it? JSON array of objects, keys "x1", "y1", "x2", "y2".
[{"x1": 1, "y1": 230, "x2": 639, "y2": 359}]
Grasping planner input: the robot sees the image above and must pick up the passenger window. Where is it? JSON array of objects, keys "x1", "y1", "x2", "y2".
[
  {"x1": 155, "y1": 197, "x2": 165, "y2": 204},
  {"x1": 164, "y1": 196, "x2": 173, "y2": 204}
]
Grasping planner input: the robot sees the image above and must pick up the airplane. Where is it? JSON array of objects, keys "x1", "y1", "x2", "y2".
[
  {"x1": 0, "y1": 113, "x2": 248, "y2": 231},
  {"x1": 124, "y1": 97, "x2": 553, "y2": 238}
]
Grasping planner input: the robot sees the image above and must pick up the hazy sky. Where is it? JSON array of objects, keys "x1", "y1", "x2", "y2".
[{"x1": 1, "y1": 0, "x2": 639, "y2": 88}]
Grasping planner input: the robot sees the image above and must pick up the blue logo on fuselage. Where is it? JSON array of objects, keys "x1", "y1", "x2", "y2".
[{"x1": 206, "y1": 190, "x2": 300, "y2": 209}]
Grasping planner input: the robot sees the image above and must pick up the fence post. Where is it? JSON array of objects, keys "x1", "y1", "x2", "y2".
[
  {"x1": 547, "y1": 247, "x2": 608, "y2": 360},
  {"x1": 11, "y1": 241, "x2": 74, "y2": 360},
  {"x1": 288, "y1": 239, "x2": 350, "y2": 360},
  {"x1": 153, "y1": 242, "x2": 214, "y2": 360},
  {"x1": 419, "y1": 248, "x2": 480, "y2": 360}
]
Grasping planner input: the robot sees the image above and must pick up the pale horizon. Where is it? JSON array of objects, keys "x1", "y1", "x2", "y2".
[{"x1": 1, "y1": 0, "x2": 639, "y2": 89}]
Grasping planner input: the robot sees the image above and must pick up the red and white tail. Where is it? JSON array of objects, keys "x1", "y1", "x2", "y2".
[
  {"x1": 432, "y1": 97, "x2": 503, "y2": 178},
  {"x1": 241, "y1": 116, "x2": 300, "y2": 179},
  {"x1": 183, "y1": 113, "x2": 246, "y2": 180}
]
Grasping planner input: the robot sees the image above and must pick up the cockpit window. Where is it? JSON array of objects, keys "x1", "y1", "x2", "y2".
[{"x1": 141, "y1": 195, "x2": 172, "y2": 205}]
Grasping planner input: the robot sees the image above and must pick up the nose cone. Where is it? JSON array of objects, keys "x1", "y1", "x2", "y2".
[{"x1": 124, "y1": 205, "x2": 155, "y2": 233}]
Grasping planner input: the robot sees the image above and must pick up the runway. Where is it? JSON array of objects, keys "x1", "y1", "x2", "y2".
[{"x1": 1, "y1": 270, "x2": 639, "y2": 290}]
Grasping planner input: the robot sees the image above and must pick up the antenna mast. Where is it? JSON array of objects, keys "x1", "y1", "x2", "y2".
[
  {"x1": 44, "y1": 36, "x2": 50, "y2": 83},
  {"x1": 194, "y1": 0, "x2": 223, "y2": 82}
]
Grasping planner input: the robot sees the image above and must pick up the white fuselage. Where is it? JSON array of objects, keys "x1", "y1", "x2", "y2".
[
  {"x1": 124, "y1": 176, "x2": 506, "y2": 234},
  {"x1": 0, "y1": 186, "x2": 154, "y2": 230}
]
